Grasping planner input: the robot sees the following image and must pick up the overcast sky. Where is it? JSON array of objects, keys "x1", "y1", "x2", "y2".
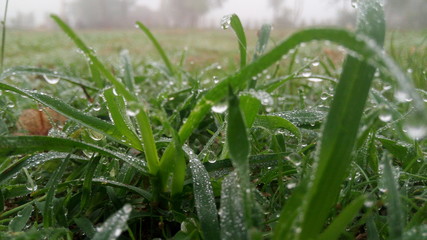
[{"x1": 2, "y1": 0, "x2": 353, "y2": 27}]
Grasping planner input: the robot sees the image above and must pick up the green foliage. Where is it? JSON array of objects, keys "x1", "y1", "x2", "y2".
[{"x1": 0, "y1": 2, "x2": 426, "y2": 240}]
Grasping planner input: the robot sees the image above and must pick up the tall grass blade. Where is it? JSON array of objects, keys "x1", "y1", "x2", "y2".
[
  {"x1": 298, "y1": 1, "x2": 386, "y2": 238},
  {"x1": 189, "y1": 156, "x2": 220, "y2": 240},
  {"x1": 103, "y1": 87, "x2": 142, "y2": 149},
  {"x1": 43, "y1": 153, "x2": 70, "y2": 228},
  {"x1": 120, "y1": 50, "x2": 135, "y2": 92},
  {"x1": 51, "y1": 15, "x2": 134, "y2": 101},
  {"x1": 0, "y1": 136, "x2": 147, "y2": 173},
  {"x1": 0, "y1": 0, "x2": 8, "y2": 72},
  {"x1": 227, "y1": 14, "x2": 247, "y2": 69},
  {"x1": 317, "y1": 195, "x2": 365, "y2": 240},
  {"x1": 8, "y1": 204, "x2": 33, "y2": 232},
  {"x1": 92, "y1": 204, "x2": 132, "y2": 240},
  {"x1": 80, "y1": 156, "x2": 100, "y2": 211},
  {"x1": 383, "y1": 154, "x2": 404, "y2": 240},
  {"x1": 249, "y1": 24, "x2": 271, "y2": 88},
  {"x1": 135, "y1": 22, "x2": 175, "y2": 76},
  {"x1": 239, "y1": 94, "x2": 261, "y2": 127},
  {"x1": 219, "y1": 172, "x2": 247, "y2": 240},
  {"x1": 254, "y1": 115, "x2": 301, "y2": 142}
]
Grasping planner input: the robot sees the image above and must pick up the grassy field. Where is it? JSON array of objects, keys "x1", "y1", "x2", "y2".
[{"x1": 1, "y1": 1, "x2": 426, "y2": 239}]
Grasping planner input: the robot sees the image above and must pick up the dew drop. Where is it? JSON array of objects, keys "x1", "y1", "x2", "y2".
[
  {"x1": 364, "y1": 200, "x2": 374, "y2": 208},
  {"x1": 43, "y1": 74, "x2": 60, "y2": 85},
  {"x1": 88, "y1": 129, "x2": 104, "y2": 141},
  {"x1": 26, "y1": 183, "x2": 38, "y2": 192},
  {"x1": 211, "y1": 103, "x2": 228, "y2": 113},
  {"x1": 308, "y1": 77, "x2": 323, "y2": 83},
  {"x1": 220, "y1": 14, "x2": 232, "y2": 30},
  {"x1": 286, "y1": 182, "x2": 296, "y2": 189},
  {"x1": 7, "y1": 102, "x2": 15, "y2": 108},
  {"x1": 123, "y1": 204, "x2": 132, "y2": 213},
  {"x1": 208, "y1": 158, "x2": 217, "y2": 164},
  {"x1": 394, "y1": 90, "x2": 411, "y2": 103},
  {"x1": 93, "y1": 103, "x2": 101, "y2": 111},
  {"x1": 379, "y1": 113, "x2": 392, "y2": 122},
  {"x1": 301, "y1": 69, "x2": 312, "y2": 78},
  {"x1": 311, "y1": 61, "x2": 320, "y2": 67},
  {"x1": 404, "y1": 124, "x2": 427, "y2": 140},
  {"x1": 112, "y1": 88, "x2": 118, "y2": 96},
  {"x1": 351, "y1": 0, "x2": 358, "y2": 8},
  {"x1": 320, "y1": 92, "x2": 329, "y2": 100},
  {"x1": 213, "y1": 76, "x2": 219, "y2": 84}
]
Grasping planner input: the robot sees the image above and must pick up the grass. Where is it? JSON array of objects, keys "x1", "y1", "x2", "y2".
[{"x1": 1, "y1": 0, "x2": 426, "y2": 239}]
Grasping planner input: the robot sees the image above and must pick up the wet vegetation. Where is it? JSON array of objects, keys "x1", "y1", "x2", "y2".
[{"x1": 0, "y1": 0, "x2": 426, "y2": 239}]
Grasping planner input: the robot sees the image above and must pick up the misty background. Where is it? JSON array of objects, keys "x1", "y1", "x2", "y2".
[{"x1": 3, "y1": 0, "x2": 427, "y2": 30}]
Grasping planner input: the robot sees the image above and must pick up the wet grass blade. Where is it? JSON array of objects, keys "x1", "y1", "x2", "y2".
[
  {"x1": 80, "y1": 156, "x2": 100, "y2": 211},
  {"x1": 317, "y1": 195, "x2": 365, "y2": 240},
  {"x1": 0, "y1": 66, "x2": 98, "y2": 91},
  {"x1": 51, "y1": 15, "x2": 134, "y2": 101},
  {"x1": 0, "y1": 152, "x2": 86, "y2": 185},
  {"x1": 92, "y1": 204, "x2": 132, "y2": 240},
  {"x1": 43, "y1": 153, "x2": 70, "y2": 228},
  {"x1": 219, "y1": 172, "x2": 247, "y2": 240},
  {"x1": 136, "y1": 22, "x2": 175, "y2": 76},
  {"x1": 103, "y1": 87, "x2": 142, "y2": 150},
  {"x1": 298, "y1": 1, "x2": 386, "y2": 238},
  {"x1": 0, "y1": 136, "x2": 147, "y2": 173},
  {"x1": 254, "y1": 115, "x2": 301, "y2": 142},
  {"x1": 383, "y1": 154, "x2": 404, "y2": 240},
  {"x1": 228, "y1": 14, "x2": 247, "y2": 69},
  {"x1": 239, "y1": 94, "x2": 261, "y2": 127},
  {"x1": 120, "y1": 50, "x2": 135, "y2": 92},
  {"x1": 0, "y1": 82, "x2": 127, "y2": 147},
  {"x1": 249, "y1": 24, "x2": 271, "y2": 89},
  {"x1": 189, "y1": 156, "x2": 220, "y2": 240},
  {"x1": 8, "y1": 204, "x2": 33, "y2": 232}
]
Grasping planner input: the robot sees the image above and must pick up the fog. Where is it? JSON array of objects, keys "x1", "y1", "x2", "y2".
[{"x1": 2, "y1": 0, "x2": 426, "y2": 29}]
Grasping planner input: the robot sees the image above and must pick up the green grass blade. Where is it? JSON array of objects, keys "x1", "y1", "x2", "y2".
[
  {"x1": 249, "y1": 24, "x2": 271, "y2": 89},
  {"x1": 0, "y1": 136, "x2": 147, "y2": 174},
  {"x1": 298, "y1": 1, "x2": 386, "y2": 238},
  {"x1": 8, "y1": 204, "x2": 33, "y2": 232},
  {"x1": 0, "y1": 66, "x2": 98, "y2": 91},
  {"x1": 239, "y1": 94, "x2": 261, "y2": 127},
  {"x1": 0, "y1": 152, "x2": 86, "y2": 185},
  {"x1": 227, "y1": 14, "x2": 247, "y2": 69},
  {"x1": 103, "y1": 87, "x2": 142, "y2": 150},
  {"x1": 220, "y1": 172, "x2": 247, "y2": 240},
  {"x1": 383, "y1": 154, "x2": 404, "y2": 240},
  {"x1": 271, "y1": 110, "x2": 327, "y2": 129},
  {"x1": 254, "y1": 115, "x2": 301, "y2": 142},
  {"x1": 189, "y1": 156, "x2": 221, "y2": 240},
  {"x1": 366, "y1": 216, "x2": 380, "y2": 240},
  {"x1": 0, "y1": 82, "x2": 127, "y2": 146},
  {"x1": 43, "y1": 153, "x2": 70, "y2": 228},
  {"x1": 120, "y1": 50, "x2": 136, "y2": 92},
  {"x1": 74, "y1": 217, "x2": 96, "y2": 239},
  {"x1": 51, "y1": 15, "x2": 134, "y2": 101},
  {"x1": 80, "y1": 155, "x2": 100, "y2": 211},
  {"x1": 136, "y1": 22, "x2": 175, "y2": 76},
  {"x1": 92, "y1": 204, "x2": 132, "y2": 240},
  {"x1": 317, "y1": 195, "x2": 365, "y2": 240},
  {"x1": 0, "y1": 0, "x2": 9, "y2": 72}
]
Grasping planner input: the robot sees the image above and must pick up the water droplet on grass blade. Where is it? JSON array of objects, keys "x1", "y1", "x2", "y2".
[
  {"x1": 351, "y1": 0, "x2": 358, "y2": 8},
  {"x1": 26, "y1": 183, "x2": 38, "y2": 191},
  {"x1": 404, "y1": 124, "x2": 427, "y2": 140},
  {"x1": 43, "y1": 74, "x2": 60, "y2": 84},
  {"x1": 88, "y1": 129, "x2": 104, "y2": 141},
  {"x1": 312, "y1": 61, "x2": 320, "y2": 67},
  {"x1": 212, "y1": 103, "x2": 228, "y2": 113},
  {"x1": 220, "y1": 14, "x2": 232, "y2": 29},
  {"x1": 301, "y1": 69, "x2": 312, "y2": 77},
  {"x1": 394, "y1": 90, "x2": 412, "y2": 102},
  {"x1": 93, "y1": 103, "x2": 101, "y2": 111},
  {"x1": 308, "y1": 77, "x2": 323, "y2": 83},
  {"x1": 379, "y1": 113, "x2": 392, "y2": 122}
]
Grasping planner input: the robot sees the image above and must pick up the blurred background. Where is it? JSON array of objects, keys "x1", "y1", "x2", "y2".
[{"x1": 3, "y1": 0, "x2": 427, "y2": 30}]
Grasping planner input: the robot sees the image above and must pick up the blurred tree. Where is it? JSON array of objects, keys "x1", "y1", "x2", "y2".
[
  {"x1": 385, "y1": 0, "x2": 427, "y2": 29},
  {"x1": 268, "y1": 0, "x2": 297, "y2": 28},
  {"x1": 160, "y1": 0, "x2": 226, "y2": 28},
  {"x1": 68, "y1": 0, "x2": 136, "y2": 29}
]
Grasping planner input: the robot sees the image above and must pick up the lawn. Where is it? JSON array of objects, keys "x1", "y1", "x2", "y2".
[{"x1": 0, "y1": 1, "x2": 426, "y2": 239}]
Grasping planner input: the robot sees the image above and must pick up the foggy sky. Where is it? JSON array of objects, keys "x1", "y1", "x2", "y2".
[{"x1": 2, "y1": 0, "x2": 354, "y2": 27}]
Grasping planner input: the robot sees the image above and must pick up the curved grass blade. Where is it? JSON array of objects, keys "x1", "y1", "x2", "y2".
[
  {"x1": 159, "y1": 13, "x2": 424, "y2": 191},
  {"x1": 43, "y1": 153, "x2": 70, "y2": 228},
  {"x1": 226, "y1": 14, "x2": 247, "y2": 69},
  {"x1": 51, "y1": 15, "x2": 134, "y2": 101},
  {"x1": 103, "y1": 87, "x2": 142, "y2": 150},
  {"x1": 0, "y1": 136, "x2": 147, "y2": 174},
  {"x1": 317, "y1": 195, "x2": 365, "y2": 240},
  {"x1": 189, "y1": 156, "x2": 220, "y2": 240},
  {"x1": 92, "y1": 204, "x2": 132, "y2": 240},
  {"x1": 74, "y1": 217, "x2": 96, "y2": 239},
  {"x1": 0, "y1": 82, "x2": 129, "y2": 147},
  {"x1": 270, "y1": 110, "x2": 327, "y2": 129},
  {"x1": 298, "y1": 1, "x2": 386, "y2": 238},
  {"x1": 136, "y1": 22, "x2": 175, "y2": 76},
  {"x1": 254, "y1": 115, "x2": 301, "y2": 142},
  {"x1": 239, "y1": 94, "x2": 261, "y2": 127},
  {"x1": 0, "y1": 152, "x2": 86, "y2": 185},
  {"x1": 8, "y1": 204, "x2": 33, "y2": 232},
  {"x1": 0, "y1": 66, "x2": 98, "y2": 91}
]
